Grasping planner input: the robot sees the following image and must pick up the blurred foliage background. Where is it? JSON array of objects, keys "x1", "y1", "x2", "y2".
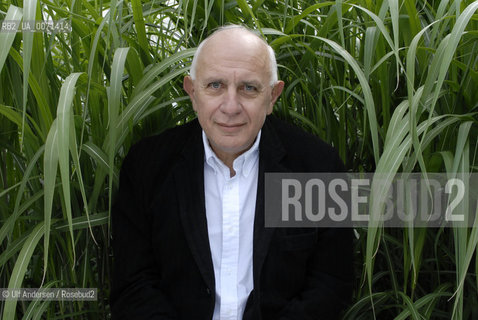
[{"x1": 1, "y1": 0, "x2": 477, "y2": 318}]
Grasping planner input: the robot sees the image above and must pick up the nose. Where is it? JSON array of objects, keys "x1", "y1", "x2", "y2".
[{"x1": 220, "y1": 87, "x2": 241, "y2": 115}]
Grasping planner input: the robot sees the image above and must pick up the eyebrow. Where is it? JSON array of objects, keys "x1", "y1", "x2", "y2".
[{"x1": 201, "y1": 78, "x2": 226, "y2": 85}]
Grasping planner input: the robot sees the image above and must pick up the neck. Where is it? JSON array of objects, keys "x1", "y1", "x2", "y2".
[{"x1": 214, "y1": 151, "x2": 238, "y2": 178}]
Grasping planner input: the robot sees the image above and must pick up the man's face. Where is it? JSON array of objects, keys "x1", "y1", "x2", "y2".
[{"x1": 184, "y1": 30, "x2": 284, "y2": 162}]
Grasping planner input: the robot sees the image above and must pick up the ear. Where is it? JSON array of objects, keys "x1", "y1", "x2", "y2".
[
  {"x1": 183, "y1": 76, "x2": 196, "y2": 110},
  {"x1": 267, "y1": 80, "x2": 284, "y2": 114}
]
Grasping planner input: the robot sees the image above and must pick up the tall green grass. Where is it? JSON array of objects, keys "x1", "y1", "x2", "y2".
[{"x1": 0, "y1": 0, "x2": 477, "y2": 318}]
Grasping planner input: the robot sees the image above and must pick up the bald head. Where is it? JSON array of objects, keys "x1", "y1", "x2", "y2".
[{"x1": 190, "y1": 25, "x2": 278, "y2": 86}]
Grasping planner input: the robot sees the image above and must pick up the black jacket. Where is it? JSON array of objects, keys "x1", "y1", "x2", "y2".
[{"x1": 110, "y1": 115, "x2": 353, "y2": 319}]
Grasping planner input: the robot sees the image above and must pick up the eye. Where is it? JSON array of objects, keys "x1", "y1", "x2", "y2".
[
  {"x1": 244, "y1": 84, "x2": 256, "y2": 91},
  {"x1": 208, "y1": 81, "x2": 222, "y2": 89}
]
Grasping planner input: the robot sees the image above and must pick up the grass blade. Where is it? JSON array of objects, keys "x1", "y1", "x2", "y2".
[
  {"x1": 2, "y1": 223, "x2": 45, "y2": 320},
  {"x1": 0, "y1": 5, "x2": 22, "y2": 74},
  {"x1": 42, "y1": 119, "x2": 58, "y2": 284}
]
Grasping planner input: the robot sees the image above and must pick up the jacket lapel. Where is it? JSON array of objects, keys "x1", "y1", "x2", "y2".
[
  {"x1": 252, "y1": 117, "x2": 287, "y2": 289},
  {"x1": 174, "y1": 121, "x2": 215, "y2": 292}
]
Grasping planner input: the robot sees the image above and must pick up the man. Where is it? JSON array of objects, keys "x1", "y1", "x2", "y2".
[{"x1": 110, "y1": 25, "x2": 353, "y2": 319}]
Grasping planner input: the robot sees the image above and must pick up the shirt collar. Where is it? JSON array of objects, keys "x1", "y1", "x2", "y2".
[{"x1": 202, "y1": 130, "x2": 261, "y2": 178}]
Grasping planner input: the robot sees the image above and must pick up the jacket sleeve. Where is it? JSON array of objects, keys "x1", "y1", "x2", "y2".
[{"x1": 110, "y1": 144, "x2": 177, "y2": 320}]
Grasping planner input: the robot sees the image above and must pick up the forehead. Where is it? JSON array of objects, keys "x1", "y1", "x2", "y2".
[{"x1": 196, "y1": 30, "x2": 270, "y2": 81}]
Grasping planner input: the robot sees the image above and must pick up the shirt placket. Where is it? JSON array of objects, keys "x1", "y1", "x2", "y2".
[{"x1": 220, "y1": 176, "x2": 240, "y2": 320}]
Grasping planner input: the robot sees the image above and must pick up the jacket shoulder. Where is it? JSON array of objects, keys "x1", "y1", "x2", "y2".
[
  {"x1": 124, "y1": 120, "x2": 199, "y2": 166},
  {"x1": 118, "y1": 119, "x2": 201, "y2": 189},
  {"x1": 266, "y1": 115, "x2": 345, "y2": 172}
]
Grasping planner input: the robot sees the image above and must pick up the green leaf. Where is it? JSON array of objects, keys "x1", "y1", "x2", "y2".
[
  {"x1": 3, "y1": 223, "x2": 46, "y2": 320},
  {"x1": 131, "y1": 0, "x2": 151, "y2": 64},
  {"x1": 20, "y1": 0, "x2": 38, "y2": 149},
  {"x1": 42, "y1": 119, "x2": 58, "y2": 284},
  {"x1": 107, "y1": 47, "x2": 130, "y2": 229},
  {"x1": 0, "y1": 5, "x2": 22, "y2": 74},
  {"x1": 55, "y1": 72, "x2": 84, "y2": 272},
  {"x1": 310, "y1": 36, "x2": 380, "y2": 164}
]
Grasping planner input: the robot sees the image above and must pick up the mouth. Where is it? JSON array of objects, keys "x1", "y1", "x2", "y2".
[
  {"x1": 217, "y1": 123, "x2": 245, "y2": 127},
  {"x1": 216, "y1": 122, "x2": 246, "y2": 132}
]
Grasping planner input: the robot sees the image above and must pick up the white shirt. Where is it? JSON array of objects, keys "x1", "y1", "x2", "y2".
[{"x1": 202, "y1": 130, "x2": 260, "y2": 320}]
